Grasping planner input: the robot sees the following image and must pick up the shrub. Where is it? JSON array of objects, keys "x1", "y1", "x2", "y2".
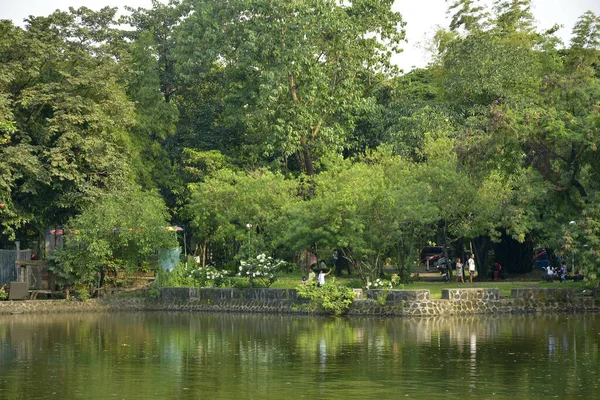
[
  {"x1": 372, "y1": 289, "x2": 390, "y2": 306},
  {"x1": 296, "y1": 282, "x2": 356, "y2": 316},
  {"x1": 237, "y1": 254, "x2": 286, "y2": 288},
  {"x1": 231, "y1": 278, "x2": 253, "y2": 289},
  {"x1": 75, "y1": 284, "x2": 90, "y2": 301},
  {"x1": 188, "y1": 265, "x2": 231, "y2": 287},
  {"x1": 158, "y1": 263, "x2": 196, "y2": 287},
  {"x1": 157, "y1": 262, "x2": 232, "y2": 288},
  {"x1": 147, "y1": 287, "x2": 161, "y2": 299},
  {"x1": 366, "y1": 278, "x2": 393, "y2": 290}
]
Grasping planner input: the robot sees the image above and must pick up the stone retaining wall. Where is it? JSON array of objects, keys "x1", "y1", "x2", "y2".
[
  {"x1": 0, "y1": 288, "x2": 598, "y2": 316},
  {"x1": 367, "y1": 289, "x2": 430, "y2": 302},
  {"x1": 0, "y1": 298, "x2": 151, "y2": 314},
  {"x1": 511, "y1": 288, "x2": 574, "y2": 301},
  {"x1": 442, "y1": 288, "x2": 502, "y2": 300},
  {"x1": 160, "y1": 287, "x2": 199, "y2": 302},
  {"x1": 198, "y1": 288, "x2": 298, "y2": 301}
]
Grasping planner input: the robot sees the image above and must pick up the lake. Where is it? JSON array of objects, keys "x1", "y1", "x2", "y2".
[{"x1": 1, "y1": 312, "x2": 598, "y2": 399}]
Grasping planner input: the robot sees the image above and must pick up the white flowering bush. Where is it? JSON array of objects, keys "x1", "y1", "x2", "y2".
[
  {"x1": 366, "y1": 277, "x2": 397, "y2": 306},
  {"x1": 237, "y1": 253, "x2": 286, "y2": 287},
  {"x1": 188, "y1": 265, "x2": 229, "y2": 288},
  {"x1": 366, "y1": 278, "x2": 393, "y2": 290}
]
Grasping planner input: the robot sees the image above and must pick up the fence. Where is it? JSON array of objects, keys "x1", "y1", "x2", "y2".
[{"x1": 0, "y1": 249, "x2": 32, "y2": 286}]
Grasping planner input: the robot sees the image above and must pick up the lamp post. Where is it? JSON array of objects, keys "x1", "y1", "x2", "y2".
[{"x1": 246, "y1": 223, "x2": 253, "y2": 257}]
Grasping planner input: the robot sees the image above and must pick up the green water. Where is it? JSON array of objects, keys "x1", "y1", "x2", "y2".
[{"x1": 0, "y1": 312, "x2": 598, "y2": 399}]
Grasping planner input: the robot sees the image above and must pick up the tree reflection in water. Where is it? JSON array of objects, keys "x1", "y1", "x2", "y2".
[{"x1": 0, "y1": 313, "x2": 598, "y2": 399}]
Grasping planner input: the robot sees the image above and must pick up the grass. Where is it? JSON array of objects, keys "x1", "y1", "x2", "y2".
[
  {"x1": 269, "y1": 271, "x2": 591, "y2": 299},
  {"x1": 407, "y1": 280, "x2": 588, "y2": 299},
  {"x1": 148, "y1": 266, "x2": 593, "y2": 299},
  {"x1": 269, "y1": 272, "x2": 362, "y2": 290}
]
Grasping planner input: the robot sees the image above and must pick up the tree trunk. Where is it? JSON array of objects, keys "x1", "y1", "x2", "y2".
[
  {"x1": 301, "y1": 137, "x2": 314, "y2": 176},
  {"x1": 202, "y1": 239, "x2": 207, "y2": 267},
  {"x1": 473, "y1": 236, "x2": 492, "y2": 277}
]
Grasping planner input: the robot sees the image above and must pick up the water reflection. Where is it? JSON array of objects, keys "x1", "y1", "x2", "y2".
[{"x1": 0, "y1": 313, "x2": 598, "y2": 399}]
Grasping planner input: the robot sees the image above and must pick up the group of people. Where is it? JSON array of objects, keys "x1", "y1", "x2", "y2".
[
  {"x1": 303, "y1": 251, "x2": 573, "y2": 286},
  {"x1": 546, "y1": 262, "x2": 568, "y2": 282},
  {"x1": 302, "y1": 265, "x2": 332, "y2": 286},
  {"x1": 302, "y1": 251, "x2": 351, "y2": 286},
  {"x1": 454, "y1": 254, "x2": 477, "y2": 283}
]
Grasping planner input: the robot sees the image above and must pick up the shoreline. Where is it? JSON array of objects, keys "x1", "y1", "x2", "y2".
[{"x1": 1, "y1": 287, "x2": 599, "y2": 316}]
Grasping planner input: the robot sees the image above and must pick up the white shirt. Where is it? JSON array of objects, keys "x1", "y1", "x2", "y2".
[
  {"x1": 467, "y1": 258, "x2": 475, "y2": 272},
  {"x1": 318, "y1": 272, "x2": 326, "y2": 285}
]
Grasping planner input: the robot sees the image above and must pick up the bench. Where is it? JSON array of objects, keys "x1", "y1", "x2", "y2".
[{"x1": 28, "y1": 290, "x2": 63, "y2": 299}]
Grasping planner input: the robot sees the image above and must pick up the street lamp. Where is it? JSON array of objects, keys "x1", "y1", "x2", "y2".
[{"x1": 246, "y1": 223, "x2": 253, "y2": 257}]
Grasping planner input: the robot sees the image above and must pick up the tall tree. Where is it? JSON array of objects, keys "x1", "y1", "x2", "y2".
[
  {"x1": 185, "y1": 167, "x2": 300, "y2": 265},
  {"x1": 569, "y1": 10, "x2": 600, "y2": 69},
  {"x1": 124, "y1": 0, "x2": 191, "y2": 104},
  {"x1": 0, "y1": 9, "x2": 135, "y2": 243},
  {"x1": 125, "y1": 29, "x2": 180, "y2": 191},
  {"x1": 571, "y1": 10, "x2": 600, "y2": 50},
  {"x1": 177, "y1": 0, "x2": 405, "y2": 175},
  {"x1": 447, "y1": 0, "x2": 490, "y2": 32},
  {"x1": 492, "y1": 0, "x2": 535, "y2": 37}
]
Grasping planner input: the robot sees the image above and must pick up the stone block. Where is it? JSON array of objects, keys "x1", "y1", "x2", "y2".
[
  {"x1": 442, "y1": 288, "x2": 500, "y2": 301},
  {"x1": 242, "y1": 288, "x2": 297, "y2": 300},
  {"x1": 366, "y1": 289, "x2": 430, "y2": 302},
  {"x1": 8, "y1": 282, "x2": 29, "y2": 300},
  {"x1": 160, "y1": 287, "x2": 198, "y2": 301},
  {"x1": 511, "y1": 288, "x2": 573, "y2": 302},
  {"x1": 197, "y1": 288, "x2": 242, "y2": 300}
]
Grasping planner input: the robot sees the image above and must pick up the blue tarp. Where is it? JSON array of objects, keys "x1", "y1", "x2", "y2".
[{"x1": 158, "y1": 247, "x2": 181, "y2": 271}]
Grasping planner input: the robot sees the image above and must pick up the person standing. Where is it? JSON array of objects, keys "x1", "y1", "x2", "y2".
[
  {"x1": 308, "y1": 266, "x2": 316, "y2": 284},
  {"x1": 467, "y1": 254, "x2": 476, "y2": 283},
  {"x1": 318, "y1": 268, "x2": 332, "y2": 287},
  {"x1": 455, "y1": 258, "x2": 465, "y2": 283},
  {"x1": 333, "y1": 251, "x2": 342, "y2": 276},
  {"x1": 493, "y1": 263, "x2": 502, "y2": 281}
]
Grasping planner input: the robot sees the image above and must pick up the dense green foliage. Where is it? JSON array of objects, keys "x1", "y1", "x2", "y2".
[
  {"x1": 0, "y1": 8, "x2": 135, "y2": 239},
  {"x1": 157, "y1": 262, "x2": 232, "y2": 289},
  {"x1": 50, "y1": 187, "x2": 177, "y2": 288},
  {"x1": 296, "y1": 282, "x2": 356, "y2": 316},
  {"x1": 1, "y1": 1, "x2": 600, "y2": 289}
]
